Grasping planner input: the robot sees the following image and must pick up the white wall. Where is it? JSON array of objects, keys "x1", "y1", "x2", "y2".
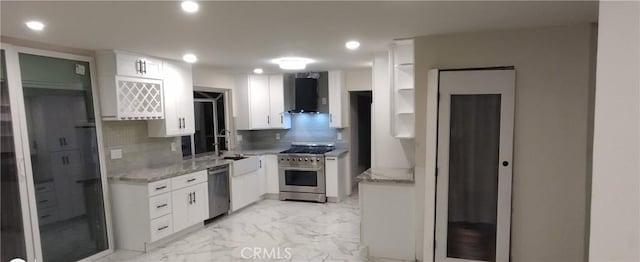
[
  {"x1": 372, "y1": 52, "x2": 414, "y2": 169},
  {"x1": 589, "y1": 2, "x2": 640, "y2": 261},
  {"x1": 345, "y1": 68, "x2": 372, "y2": 91},
  {"x1": 415, "y1": 25, "x2": 597, "y2": 261}
]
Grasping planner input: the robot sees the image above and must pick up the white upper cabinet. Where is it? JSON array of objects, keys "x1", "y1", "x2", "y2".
[
  {"x1": 96, "y1": 50, "x2": 165, "y2": 120},
  {"x1": 115, "y1": 51, "x2": 164, "y2": 79},
  {"x1": 236, "y1": 74, "x2": 291, "y2": 130},
  {"x1": 148, "y1": 59, "x2": 195, "y2": 137},
  {"x1": 328, "y1": 70, "x2": 348, "y2": 128}
]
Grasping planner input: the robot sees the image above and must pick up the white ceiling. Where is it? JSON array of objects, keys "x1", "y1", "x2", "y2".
[{"x1": 1, "y1": 1, "x2": 598, "y2": 73}]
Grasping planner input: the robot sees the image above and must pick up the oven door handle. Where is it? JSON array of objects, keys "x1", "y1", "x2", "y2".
[{"x1": 280, "y1": 167, "x2": 323, "y2": 171}]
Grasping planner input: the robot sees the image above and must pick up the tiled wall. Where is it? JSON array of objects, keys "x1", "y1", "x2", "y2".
[
  {"x1": 101, "y1": 120, "x2": 182, "y2": 174},
  {"x1": 237, "y1": 113, "x2": 349, "y2": 150}
]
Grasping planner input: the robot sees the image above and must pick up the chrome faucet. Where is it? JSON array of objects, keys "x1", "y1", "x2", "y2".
[{"x1": 215, "y1": 129, "x2": 233, "y2": 156}]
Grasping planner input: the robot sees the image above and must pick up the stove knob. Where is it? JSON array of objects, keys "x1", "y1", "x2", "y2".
[
  {"x1": 317, "y1": 158, "x2": 321, "y2": 161},
  {"x1": 305, "y1": 158, "x2": 308, "y2": 161},
  {"x1": 298, "y1": 158, "x2": 302, "y2": 161}
]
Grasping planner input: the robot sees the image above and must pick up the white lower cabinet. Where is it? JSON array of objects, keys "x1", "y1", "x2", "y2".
[
  {"x1": 109, "y1": 170, "x2": 209, "y2": 252},
  {"x1": 264, "y1": 155, "x2": 280, "y2": 194},
  {"x1": 325, "y1": 153, "x2": 349, "y2": 202},
  {"x1": 172, "y1": 182, "x2": 209, "y2": 232}
]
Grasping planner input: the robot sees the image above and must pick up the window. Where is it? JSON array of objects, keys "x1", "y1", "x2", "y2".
[{"x1": 182, "y1": 91, "x2": 228, "y2": 157}]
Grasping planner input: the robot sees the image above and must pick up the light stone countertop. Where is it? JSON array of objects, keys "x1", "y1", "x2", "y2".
[
  {"x1": 107, "y1": 155, "x2": 232, "y2": 183},
  {"x1": 224, "y1": 147, "x2": 288, "y2": 156},
  {"x1": 356, "y1": 167, "x2": 415, "y2": 184}
]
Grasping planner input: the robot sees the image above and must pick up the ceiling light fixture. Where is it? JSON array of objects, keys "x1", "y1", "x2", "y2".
[
  {"x1": 183, "y1": 53, "x2": 197, "y2": 63},
  {"x1": 25, "y1": 21, "x2": 45, "y2": 31},
  {"x1": 271, "y1": 57, "x2": 314, "y2": 70},
  {"x1": 253, "y1": 68, "x2": 264, "y2": 74},
  {"x1": 181, "y1": 1, "x2": 199, "y2": 13},
  {"x1": 345, "y1": 40, "x2": 360, "y2": 50}
]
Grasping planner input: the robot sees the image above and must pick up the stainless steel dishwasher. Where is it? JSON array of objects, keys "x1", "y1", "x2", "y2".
[{"x1": 208, "y1": 164, "x2": 230, "y2": 219}]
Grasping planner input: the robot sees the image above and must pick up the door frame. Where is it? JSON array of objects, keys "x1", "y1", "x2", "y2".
[
  {"x1": 4, "y1": 44, "x2": 115, "y2": 262},
  {"x1": 433, "y1": 68, "x2": 515, "y2": 262}
]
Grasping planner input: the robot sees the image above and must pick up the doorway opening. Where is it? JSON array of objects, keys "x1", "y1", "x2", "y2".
[{"x1": 349, "y1": 91, "x2": 372, "y2": 188}]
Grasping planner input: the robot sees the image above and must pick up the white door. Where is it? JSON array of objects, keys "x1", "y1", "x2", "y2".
[
  {"x1": 268, "y1": 75, "x2": 286, "y2": 128},
  {"x1": 435, "y1": 69, "x2": 515, "y2": 262},
  {"x1": 248, "y1": 75, "x2": 270, "y2": 129}
]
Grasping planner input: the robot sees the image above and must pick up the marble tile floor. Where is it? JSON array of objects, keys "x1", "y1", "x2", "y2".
[{"x1": 95, "y1": 195, "x2": 371, "y2": 262}]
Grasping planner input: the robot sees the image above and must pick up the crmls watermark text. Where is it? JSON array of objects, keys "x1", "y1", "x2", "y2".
[{"x1": 240, "y1": 247, "x2": 293, "y2": 260}]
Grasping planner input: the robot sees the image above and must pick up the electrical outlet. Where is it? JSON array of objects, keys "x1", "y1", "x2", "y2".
[
  {"x1": 237, "y1": 135, "x2": 243, "y2": 142},
  {"x1": 275, "y1": 133, "x2": 281, "y2": 140},
  {"x1": 337, "y1": 132, "x2": 342, "y2": 140},
  {"x1": 110, "y1": 149, "x2": 122, "y2": 159},
  {"x1": 322, "y1": 97, "x2": 327, "y2": 105},
  {"x1": 170, "y1": 143, "x2": 176, "y2": 152}
]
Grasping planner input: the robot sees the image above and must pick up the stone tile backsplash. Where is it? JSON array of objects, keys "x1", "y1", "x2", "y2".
[
  {"x1": 102, "y1": 120, "x2": 182, "y2": 174},
  {"x1": 237, "y1": 113, "x2": 349, "y2": 150}
]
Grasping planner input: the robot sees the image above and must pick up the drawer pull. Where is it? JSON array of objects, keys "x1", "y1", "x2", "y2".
[
  {"x1": 157, "y1": 225, "x2": 169, "y2": 231},
  {"x1": 41, "y1": 214, "x2": 51, "y2": 218},
  {"x1": 187, "y1": 178, "x2": 196, "y2": 183},
  {"x1": 155, "y1": 185, "x2": 167, "y2": 190},
  {"x1": 39, "y1": 200, "x2": 49, "y2": 203},
  {"x1": 156, "y1": 203, "x2": 168, "y2": 209}
]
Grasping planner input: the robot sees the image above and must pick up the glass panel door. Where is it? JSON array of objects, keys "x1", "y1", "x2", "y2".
[
  {"x1": 446, "y1": 94, "x2": 501, "y2": 261},
  {"x1": 435, "y1": 69, "x2": 515, "y2": 262},
  {"x1": 18, "y1": 53, "x2": 108, "y2": 262},
  {"x1": 0, "y1": 50, "x2": 28, "y2": 262}
]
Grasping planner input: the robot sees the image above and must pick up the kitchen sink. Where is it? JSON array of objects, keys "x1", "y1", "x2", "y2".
[{"x1": 223, "y1": 156, "x2": 247, "y2": 161}]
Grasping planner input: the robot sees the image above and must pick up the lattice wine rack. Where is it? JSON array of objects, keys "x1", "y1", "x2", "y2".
[{"x1": 116, "y1": 76, "x2": 164, "y2": 120}]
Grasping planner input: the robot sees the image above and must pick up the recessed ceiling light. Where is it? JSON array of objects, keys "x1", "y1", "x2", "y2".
[
  {"x1": 183, "y1": 53, "x2": 197, "y2": 63},
  {"x1": 25, "y1": 21, "x2": 45, "y2": 31},
  {"x1": 181, "y1": 1, "x2": 199, "y2": 13},
  {"x1": 345, "y1": 40, "x2": 360, "y2": 50},
  {"x1": 271, "y1": 57, "x2": 314, "y2": 70},
  {"x1": 253, "y1": 68, "x2": 264, "y2": 74}
]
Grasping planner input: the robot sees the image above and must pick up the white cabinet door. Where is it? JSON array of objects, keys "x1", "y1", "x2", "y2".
[
  {"x1": 325, "y1": 156, "x2": 339, "y2": 199},
  {"x1": 188, "y1": 182, "x2": 209, "y2": 224},
  {"x1": 268, "y1": 75, "x2": 291, "y2": 129},
  {"x1": 248, "y1": 75, "x2": 271, "y2": 129},
  {"x1": 257, "y1": 157, "x2": 266, "y2": 196},
  {"x1": 264, "y1": 155, "x2": 280, "y2": 194},
  {"x1": 148, "y1": 60, "x2": 194, "y2": 137},
  {"x1": 329, "y1": 71, "x2": 347, "y2": 128},
  {"x1": 171, "y1": 186, "x2": 191, "y2": 232},
  {"x1": 116, "y1": 52, "x2": 163, "y2": 79}
]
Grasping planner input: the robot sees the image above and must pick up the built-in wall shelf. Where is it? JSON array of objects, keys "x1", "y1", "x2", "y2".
[{"x1": 390, "y1": 39, "x2": 415, "y2": 139}]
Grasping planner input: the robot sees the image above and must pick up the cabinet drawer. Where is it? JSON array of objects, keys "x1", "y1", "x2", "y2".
[
  {"x1": 35, "y1": 191, "x2": 58, "y2": 209},
  {"x1": 150, "y1": 214, "x2": 173, "y2": 242},
  {"x1": 149, "y1": 193, "x2": 172, "y2": 219},
  {"x1": 148, "y1": 179, "x2": 172, "y2": 197},
  {"x1": 37, "y1": 207, "x2": 60, "y2": 225},
  {"x1": 34, "y1": 182, "x2": 55, "y2": 194},
  {"x1": 171, "y1": 170, "x2": 207, "y2": 190}
]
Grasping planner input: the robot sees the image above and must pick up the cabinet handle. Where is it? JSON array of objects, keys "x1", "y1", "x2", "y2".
[
  {"x1": 267, "y1": 115, "x2": 270, "y2": 124},
  {"x1": 156, "y1": 203, "x2": 168, "y2": 209},
  {"x1": 178, "y1": 118, "x2": 182, "y2": 129},
  {"x1": 59, "y1": 138, "x2": 63, "y2": 146},
  {"x1": 61, "y1": 156, "x2": 65, "y2": 165},
  {"x1": 39, "y1": 200, "x2": 48, "y2": 203},
  {"x1": 62, "y1": 137, "x2": 67, "y2": 146},
  {"x1": 193, "y1": 192, "x2": 196, "y2": 204},
  {"x1": 136, "y1": 60, "x2": 141, "y2": 74},
  {"x1": 188, "y1": 193, "x2": 192, "y2": 204},
  {"x1": 157, "y1": 225, "x2": 168, "y2": 231},
  {"x1": 41, "y1": 214, "x2": 51, "y2": 219},
  {"x1": 155, "y1": 185, "x2": 167, "y2": 191},
  {"x1": 281, "y1": 114, "x2": 283, "y2": 124},
  {"x1": 182, "y1": 118, "x2": 185, "y2": 129},
  {"x1": 142, "y1": 61, "x2": 147, "y2": 74},
  {"x1": 187, "y1": 178, "x2": 196, "y2": 183},
  {"x1": 330, "y1": 114, "x2": 333, "y2": 123}
]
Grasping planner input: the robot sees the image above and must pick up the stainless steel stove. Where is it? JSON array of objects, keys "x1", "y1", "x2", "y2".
[{"x1": 278, "y1": 142, "x2": 334, "y2": 202}]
